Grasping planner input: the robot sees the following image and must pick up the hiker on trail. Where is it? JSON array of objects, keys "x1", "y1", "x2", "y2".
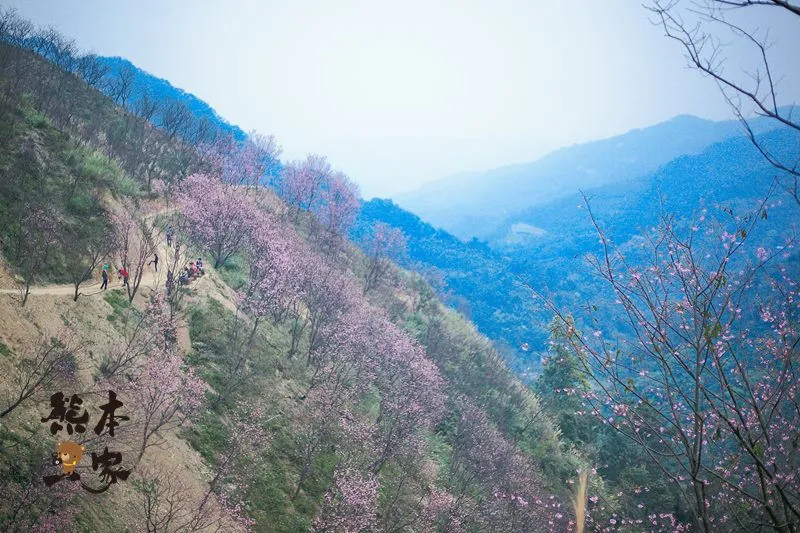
[
  {"x1": 166, "y1": 226, "x2": 174, "y2": 247},
  {"x1": 100, "y1": 269, "x2": 108, "y2": 290},
  {"x1": 148, "y1": 253, "x2": 159, "y2": 272},
  {"x1": 196, "y1": 257, "x2": 204, "y2": 275},
  {"x1": 119, "y1": 267, "x2": 129, "y2": 287}
]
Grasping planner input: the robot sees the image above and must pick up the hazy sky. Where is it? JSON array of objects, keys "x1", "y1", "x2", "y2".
[{"x1": 4, "y1": 0, "x2": 799, "y2": 198}]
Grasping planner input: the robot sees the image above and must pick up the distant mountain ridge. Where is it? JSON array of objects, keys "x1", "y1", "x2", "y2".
[
  {"x1": 393, "y1": 112, "x2": 786, "y2": 240},
  {"x1": 360, "y1": 124, "x2": 800, "y2": 376}
]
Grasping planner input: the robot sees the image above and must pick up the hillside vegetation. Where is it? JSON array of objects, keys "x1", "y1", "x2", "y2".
[
  {"x1": 0, "y1": 12, "x2": 612, "y2": 533},
  {"x1": 2, "y1": 7, "x2": 798, "y2": 532}
]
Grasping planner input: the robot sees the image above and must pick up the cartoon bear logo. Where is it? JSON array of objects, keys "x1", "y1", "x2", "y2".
[{"x1": 56, "y1": 441, "x2": 85, "y2": 475}]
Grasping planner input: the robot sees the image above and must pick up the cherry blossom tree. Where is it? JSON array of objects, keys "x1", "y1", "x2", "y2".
[
  {"x1": 282, "y1": 255, "x2": 360, "y2": 362},
  {"x1": 371, "y1": 324, "x2": 446, "y2": 473},
  {"x1": 248, "y1": 131, "x2": 283, "y2": 188},
  {"x1": 0, "y1": 454, "x2": 81, "y2": 533},
  {"x1": 238, "y1": 211, "x2": 304, "y2": 330},
  {"x1": 313, "y1": 466, "x2": 379, "y2": 533},
  {"x1": 105, "y1": 294, "x2": 204, "y2": 462},
  {"x1": 291, "y1": 382, "x2": 352, "y2": 501},
  {"x1": 447, "y1": 397, "x2": 568, "y2": 532},
  {"x1": 170, "y1": 402, "x2": 268, "y2": 532},
  {"x1": 277, "y1": 154, "x2": 332, "y2": 220},
  {"x1": 197, "y1": 131, "x2": 281, "y2": 190},
  {"x1": 306, "y1": 303, "x2": 381, "y2": 394},
  {"x1": 196, "y1": 135, "x2": 232, "y2": 181},
  {"x1": 375, "y1": 455, "x2": 448, "y2": 532},
  {"x1": 97, "y1": 293, "x2": 176, "y2": 381},
  {"x1": 544, "y1": 196, "x2": 800, "y2": 532},
  {"x1": 310, "y1": 171, "x2": 361, "y2": 238},
  {"x1": 361, "y1": 222, "x2": 408, "y2": 294},
  {"x1": 419, "y1": 487, "x2": 460, "y2": 532},
  {"x1": 298, "y1": 263, "x2": 360, "y2": 365},
  {"x1": 126, "y1": 351, "x2": 205, "y2": 463},
  {"x1": 175, "y1": 174, "x2": 258, "y2": 268}
]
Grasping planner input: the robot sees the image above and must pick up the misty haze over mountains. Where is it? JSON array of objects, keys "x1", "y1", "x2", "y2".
[{"x1": 393, "y1": 111, "x2": 793, "y2": 241}]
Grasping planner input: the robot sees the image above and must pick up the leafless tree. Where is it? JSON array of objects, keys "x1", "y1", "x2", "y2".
[
  {"x1": 108, "y1": 62, "x2": 138, "y2": 107},
  {"x1": 66, "y1": 226, "x2": 113, "y2": 302},
  {"x1": 0, "y1": 333, "x2": 80, "y2": 418},
  {"x1": 76, "y1": 53, "x2": 110, "y2": 89},
  {"x1": 158, "y1": 98, "x2": 193, "y2": 140},
  {"x1": 114, "y1": 206, "x2": 158, "y2": 303},
  {"x1": 648, "y1": 0, "x2": 800, "y2": 203},
  {"x1": 185, "y1": 116, "x2": 216, "y2": 145},
  {"x1": 0, "y1": 7, "x2": 33, "y2": 73},
  {"x1": 13, "y1": 203, "x2": 62, "y2": 307},
  {"x1": 132, "y1": 85, "x2": 161, "y2": 122},
  {"x1": 46, "y1": 28, "x2": 78, "y2": 74},
  {"x1": 0, "y1": 11, "x2": 32, "y2": 101},
  {"x1": 28, "y1": 25, "x2": 59, "y2": 56},
  {"x1": 131, "y1": 463, "x2": 225, "y2": 533}
]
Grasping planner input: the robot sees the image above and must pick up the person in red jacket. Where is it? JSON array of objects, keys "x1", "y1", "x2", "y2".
[{"x1": 119, "y1": 267, "x2": 129, "y2": 287}]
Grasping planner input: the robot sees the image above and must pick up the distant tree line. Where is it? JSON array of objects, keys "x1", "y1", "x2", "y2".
[{"x1": 0, "y1": 7, "x2": 281, "y2": 197}]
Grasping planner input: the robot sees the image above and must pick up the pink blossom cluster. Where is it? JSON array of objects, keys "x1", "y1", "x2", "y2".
[
  {"x1": 175, "y1": 174, "x2": 260, "y2": 268},
  {"x1": 275, "y1": 154, "x2": 361, "y2": 236},
  {"x1": 553, "y1": 202, "x2": 800, "y2": 530},
  {"x1": 314, "y1": 466, "x2": 380, "y2": 533}
]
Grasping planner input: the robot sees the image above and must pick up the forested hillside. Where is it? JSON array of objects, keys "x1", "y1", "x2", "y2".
[
  {"x1": 0, "y1": 10, "x2": 620, "y2": 533},
  {"x1": 358, "y1": 125, "x2": 800, "y2": 377},
  {"x1": 1, "y1": 5, "x2": 798, "y2": 533},
  {"x1": 96, "y1": 56, "x2": 246, "y2": 143}
]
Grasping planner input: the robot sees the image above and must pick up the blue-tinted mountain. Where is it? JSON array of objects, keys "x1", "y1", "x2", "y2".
[
  {"x1": 362, "y1": 125, "x2": 800, "y2": 377},
  {"x1": 394, "y1": 113, "x2": 785, "y2": 240}
]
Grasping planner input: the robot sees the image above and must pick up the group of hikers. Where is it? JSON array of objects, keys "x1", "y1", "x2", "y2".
[
  {"x1": 177, "y1": 258, "x2": 205, "y2": 286},
  {"x1": 96, "y1": 224, "x2": 204, "y2": 292}
]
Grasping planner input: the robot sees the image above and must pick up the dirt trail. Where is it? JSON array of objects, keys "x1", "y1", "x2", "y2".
[{"x1": 0, "y1": 209, "x2": 191, "y2": 299}]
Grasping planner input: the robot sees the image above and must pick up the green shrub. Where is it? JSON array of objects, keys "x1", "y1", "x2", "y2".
[
  {"x1": 110, "y1": 173, "x2": 143, "y2": 198},
  {"x1": 104, "y1": 290, "x2": 132, "y2": 324},
  {"x1": 0, "y1": 340, "x2": 12, "y2": 357}
]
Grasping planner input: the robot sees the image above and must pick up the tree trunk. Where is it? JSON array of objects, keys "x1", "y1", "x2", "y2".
[{"x1": 292, "y1": 461, "x2": 311, "y2": 501}]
